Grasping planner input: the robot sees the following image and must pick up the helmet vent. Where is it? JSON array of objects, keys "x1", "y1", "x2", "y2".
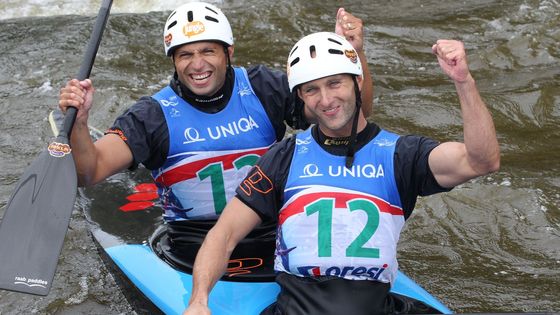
[
  {"x1": 289, "y1": 46, "x2": 299, "y2": 57},
  {"x1": 328, "y1": 49, "x2": 343, "y2": 55},
  {"x1": 205, "y1": 16, "x2": 219, "y2": 23},
  {"x1": 328, "y1": 37, "x2": 343, "y2": 45},
  {"x1": 309, "y1": 45, "x2": 316, "y2": 58},
  {"x1": 290, "y1": 57, "x2": 300, "y2": 67},
  {"x1": 167, "y1": 11, "x2": 177, "y2": 22},
  {"x1": 187, "y1": 11, "x2": 193, "y2": 22},
  {"x1": 205, "y1": 6, "x2": 219, "y2": 15},
  {"x1": 167, "y1": 21, "x2": 177, "y2": 30}
]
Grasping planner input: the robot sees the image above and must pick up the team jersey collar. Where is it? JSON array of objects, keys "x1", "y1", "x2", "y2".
[
  {"x1": 312, "y1": 122, "x2": 381, "y2": 156},
  {"x1": 171, "y1": 67, "x2": 234, "y2": 113}
]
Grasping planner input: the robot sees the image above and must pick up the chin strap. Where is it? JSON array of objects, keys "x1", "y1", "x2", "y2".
[
  {"x1": 224, "y1": 45, "x2": 232, "y2": 71},
  {"x1": 345, "y1": 76, "x2": 362, "y2": 169},
  {"x1": 291, "y1": 90, "x2": 310, "y2": 130}
]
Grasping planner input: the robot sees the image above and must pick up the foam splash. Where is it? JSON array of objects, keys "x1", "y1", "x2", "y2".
[{"x1": 0, "y1": 0, "x2": 223, "y2": 20}]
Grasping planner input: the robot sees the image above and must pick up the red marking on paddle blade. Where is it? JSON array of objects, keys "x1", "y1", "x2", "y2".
[
  {"x1": 119, "y1": 201, "x2": 155, "y2": 212},
  {"x1": 119, "y1": 182, "x2": 158, "y2": 211},
  {"x1": 126, "y1": 192, "x2": 159, "y2": 202},
  {"x1": 134, "y1": 183, "x2": 158, "y2": 192}
]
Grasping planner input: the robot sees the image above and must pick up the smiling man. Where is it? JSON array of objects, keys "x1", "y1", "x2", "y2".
[
  {"x1": 173, "y1": 41, "x2": 232, "y2": 97},
  {"x1": 57, "y1": 2, "x2": 372, "y2": 270},
  {"x1": 183, "y1": 32, "x2": 500, "y2": 314}
]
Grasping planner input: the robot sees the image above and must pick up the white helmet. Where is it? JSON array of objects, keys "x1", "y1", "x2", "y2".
[
  {"x1": 163, "y1": 2, "x2": 234, "y2": 56},
  {"x1": 287, "y1": 32, "x2": 362, "y2": 91}
]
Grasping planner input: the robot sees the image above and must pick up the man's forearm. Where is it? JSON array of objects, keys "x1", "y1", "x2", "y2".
[
  {"x1": 187, "y1": 228, "x2": 233, "y2": 308},
  {"x1": 69, "y1": 120, "x2": 99, "y2": 187},
  {"x1": 455, "y1": 76, "x2": 500, "y2": 174},
  {"x1": 359, "y1": 50, "x2": 374, "y2": 118}
]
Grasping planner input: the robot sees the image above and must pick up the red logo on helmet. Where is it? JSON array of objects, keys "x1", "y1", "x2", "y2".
[
  {"x1": 345, "y1": 49, "x2": 358, "y2": 63},
  {"x1": 164, "y1": 33, "x2": 173, "y2": 47}
]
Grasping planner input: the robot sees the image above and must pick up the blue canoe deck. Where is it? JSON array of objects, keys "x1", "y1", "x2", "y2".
[{"x1": 105, "y1": 243, "x2": 452, "y2": 315}]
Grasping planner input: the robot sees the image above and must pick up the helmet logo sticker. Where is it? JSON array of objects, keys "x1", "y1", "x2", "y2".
[
  {"x1": 183, "y1": 21, "x2": 205, "y2": 38},
  {"x1": 345, "y1": 49, "x2": 358, "y2": 63},
  {"x1": 164, "y1": 33, "x2": 172, "y2": 47}
]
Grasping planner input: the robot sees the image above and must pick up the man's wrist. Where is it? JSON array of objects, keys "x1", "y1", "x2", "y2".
[
  {"x1": 454, "y1": 74, "x2": 475, "y2": 88},
  {"x1": 188, "y1": 292, "x2": 209, "y2": 307}
]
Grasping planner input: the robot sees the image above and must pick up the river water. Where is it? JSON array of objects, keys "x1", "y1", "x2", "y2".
[{"x1": 0, "y1": 0, "x2": 559, "y2": 314}]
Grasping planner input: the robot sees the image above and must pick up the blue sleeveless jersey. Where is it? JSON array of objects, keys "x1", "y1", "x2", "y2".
[
  {"x1": 275, "y1": 128, "x2": 405, "y2": 284},
  {"x1": 151, "y1": 67, "x2": 276, "y2": 221}
]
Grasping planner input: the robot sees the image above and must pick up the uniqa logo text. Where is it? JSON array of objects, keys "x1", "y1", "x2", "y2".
[
  {"x1": 207, "y1": 116, "x2": 259, "y2": 140},
  {"x1": 328, "y1": 164, "x2": 385, "y2": 178}
]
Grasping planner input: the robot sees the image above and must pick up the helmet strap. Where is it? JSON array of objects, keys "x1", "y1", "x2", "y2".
[
  {"x1": 291, "y1": 89, "x2": 310, "y2": 130},
  {"x1": 345, "y1": 76, "x2": 362, "y2": 169},
  {"x1": 224, "y1": 45, "x2": 233, "y2": 71}
]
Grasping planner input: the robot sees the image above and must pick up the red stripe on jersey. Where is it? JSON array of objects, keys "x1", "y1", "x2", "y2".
[{"x1": 155, "y1": 148, "x2": 268, "y2": 186}]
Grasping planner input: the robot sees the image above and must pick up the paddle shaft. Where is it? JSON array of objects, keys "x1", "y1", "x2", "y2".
[{"x1": 62, "y1": 0, "x2": 113, "y2": 140}]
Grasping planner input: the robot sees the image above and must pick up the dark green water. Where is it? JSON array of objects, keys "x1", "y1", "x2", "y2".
[{"x1": 0, "y1": 0, "x2": 558, "y2": 313}]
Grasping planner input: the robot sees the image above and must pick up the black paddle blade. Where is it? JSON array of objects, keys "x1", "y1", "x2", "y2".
[{"x1": 0, "y1": 136, "x2": 77, "y2": 295}]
